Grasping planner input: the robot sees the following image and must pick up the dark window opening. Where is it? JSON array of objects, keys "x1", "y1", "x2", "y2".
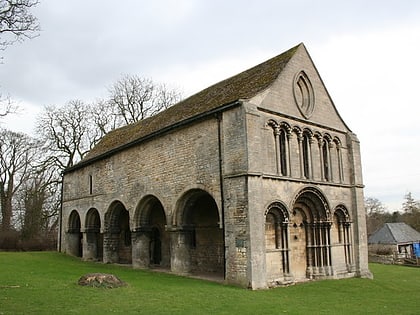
[
  {"x1": 279, "y1": 130, "x2": 287, "y2": 176},
  {"x1": 302, "y1": 135, "x2": 310, "y2": 179}
]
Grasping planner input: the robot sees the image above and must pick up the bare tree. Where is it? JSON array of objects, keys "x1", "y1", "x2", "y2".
[
  {"x1": 365, "y1": 197, "x2": 387, "y2": 236},
  {"x1": 0, "y1": 128, "x2": 37, "y2": 231},
  {"x1": 18, "y1": 162, "x2": 59, "y2": 241},
  {"x1": 107, "y1": 74, "x2": 182, "y2": 127},
  {"x1": 0, "y1": 92, "x2": 18, "y2": 118},
  {"x1": 401, "y1": 192, "x2": 420, "y2": 231},
  {"x1": 36, "y1": 100, "x2": 98, "y2": 171},
  {"x1": 89, "y1": 98, "x2": 119, "y2": 137},
  {"x1": 0, "y1": 0, "x2": 40, "y2": 51},
  {"x1": 0, "y1": 0, "x2": 38, "y2": 119}
]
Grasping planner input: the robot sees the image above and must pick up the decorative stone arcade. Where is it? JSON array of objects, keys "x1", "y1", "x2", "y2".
[
  {"x1": 290, "y1": 187, "x2": 333, "y2": 280},
  {"x1": 265, "y1": 202, "x2": 291, "y2": 283}
]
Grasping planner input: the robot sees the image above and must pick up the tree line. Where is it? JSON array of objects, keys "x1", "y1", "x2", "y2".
[
  {"x1": 1, "y1": 1, "x2": 419, "y2": 250},
  {"x1": 365, "y1": 192, "x2": 420, "y2": 236},
  {"x1": 0, "y1": 76, "x2": 182, "y2": 249},
  {"x1": 0, "y1": 1, "x2": 182, "y2": 249}
]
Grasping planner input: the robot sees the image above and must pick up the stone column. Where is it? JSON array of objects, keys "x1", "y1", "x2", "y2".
[
  {"x1": 103, "y1": 230, "x2": 119, "y2": 264},
  {"x1": 66, "y1": 231, "x2": 82, "y2": 257},
  {"x1": 132, "y1": 228, "x2": 151, "y2": 269},
  {"x1": 169, "y1": 228, "x2": 191, "y2": 274},
  {"x1": 347, "y1": 132, "x2": 373, "y2": 279},
  {"x1": 82, "y1": 229, "x2": 98, "y2": 261}
]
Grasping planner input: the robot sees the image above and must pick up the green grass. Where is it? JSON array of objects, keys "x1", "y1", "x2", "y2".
[{"x1": 0, "y1": 252, "x2": 419, "y2": 314}]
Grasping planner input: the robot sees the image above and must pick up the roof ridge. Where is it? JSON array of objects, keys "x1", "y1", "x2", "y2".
[{"x1": 71, "y1": 44, "x2": 302, "y2": 169}]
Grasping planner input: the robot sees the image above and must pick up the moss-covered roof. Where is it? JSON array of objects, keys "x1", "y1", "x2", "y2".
[{"x1": 73, "y1": 43, "x2": 301, "y2": 170}]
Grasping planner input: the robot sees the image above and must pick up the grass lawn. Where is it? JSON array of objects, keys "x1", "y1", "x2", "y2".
[{"x1": 0, "y1": 252, "x2": 419, "y2": 314}]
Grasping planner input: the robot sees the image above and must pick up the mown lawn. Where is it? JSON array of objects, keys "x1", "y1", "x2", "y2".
[{"x1": 0, "y1": 252, "x2": 419, "y2": 314}]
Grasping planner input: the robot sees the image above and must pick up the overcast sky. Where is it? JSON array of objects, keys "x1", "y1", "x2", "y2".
[{"x1": 0, "y1": 0, "x2": 419, "y2": 211}]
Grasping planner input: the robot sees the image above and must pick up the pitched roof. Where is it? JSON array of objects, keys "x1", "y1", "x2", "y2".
[
  {"x1": 70, "y1": 43, "x2": 302, "y2": 171},
  {"x1": 368, "y1": 223, "x2": 420, "y2": 245}
]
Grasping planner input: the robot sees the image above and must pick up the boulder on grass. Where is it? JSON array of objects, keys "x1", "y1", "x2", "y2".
[{"x1": 78, "y1": 273, "x2": 126, "y2": 288}]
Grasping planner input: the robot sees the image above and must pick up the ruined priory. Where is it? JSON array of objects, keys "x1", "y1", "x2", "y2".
[{"x1": 60, "y1": 43, "x2": 372, "y2": 289}]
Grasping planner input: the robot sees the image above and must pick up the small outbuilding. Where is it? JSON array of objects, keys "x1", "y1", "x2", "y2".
[{"x1": 368, "y1": 223, "x2": 420, "y2": 259}]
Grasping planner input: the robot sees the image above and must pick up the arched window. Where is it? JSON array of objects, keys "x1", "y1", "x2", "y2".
[
  {"x1": 268, "y1": 120, "x2": 290, "y2": 176},
  {"x1": 334, "y1": 138, "x2": 344, "y2": 183},
  {"x1": 265, "y1": 202, "x2": 290, "y2": 276},
  {"x1": 322, "y1": 140, "x2": 329, "y2": 181},
  {"x1": 321, "y1": 135, "x2": 332, "y2": 182},
  {"x1": 301, "y1": 130, "x2": 313, "y2": 179},
  {"x1": 279, "y1": 128, "x2": 288, "y2": 176},
  {"x1": 333, "y1": 205, "x2": 353, "y2": 268}
]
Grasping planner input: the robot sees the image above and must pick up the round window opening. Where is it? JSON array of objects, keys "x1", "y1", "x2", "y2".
[{"x1": 293, "y1": 71, "x2": 315, "y2": 119}]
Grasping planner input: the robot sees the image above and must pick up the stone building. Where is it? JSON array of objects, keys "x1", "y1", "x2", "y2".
[
  {"x1": 59, "y1": 43, "x2": 372, "y2": 289},
  {"x1": 368, "y1": 222, "x2": 420, "y2": 258}
]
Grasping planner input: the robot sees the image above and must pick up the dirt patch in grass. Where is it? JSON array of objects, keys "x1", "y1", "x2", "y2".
[{"x1": 78, "y1": 273, "x2": 126, "y2": 288}]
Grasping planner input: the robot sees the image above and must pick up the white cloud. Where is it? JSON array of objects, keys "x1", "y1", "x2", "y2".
[
  {"x1": 1, "y1": 0, "x2": 420, "y2": 210},
  {"x1": 310, "y1": 22, "x2": 420, "y2": 210}
]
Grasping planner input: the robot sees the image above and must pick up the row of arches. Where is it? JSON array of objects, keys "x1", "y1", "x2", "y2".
[
  {"x1": 66, "y1": 186, "x2": 354, "y2": 283},
  {"x1": 268, "y1": 120, "x2": 344, "y2": 183},
  {"x1": 265, "y1": 187, "x2": 354, "y2": 282},
  {"x1": 67, "y1": 189, "x2": 224, "y2": 276}
]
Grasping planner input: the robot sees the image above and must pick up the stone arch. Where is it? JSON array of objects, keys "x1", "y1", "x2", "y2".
[
  {"x1": 133, "y1": 195, "x2": 170, "y2": 268},
  {"x1": 172, "y1": 188, "x2": 224, "y2": 277},
  {"x1": 332, "y1": 205, "x2": 353, "y2": 268},
  {"x1": 321, "y1": 133, "x2": 333, "y2": 181},
  {"x1": 292, "y1": 186, "x2": 331, "y2": 221},
  {"x1": 174, "y1": 188, "x2": 221, "y2": 227},
  {"x1": 267, "y1": 120, "x2": 292, "y2": 176},
  {"x1": 84, "y1": 208, "x2": 103, "y2": 261},
  {"x1": 103, "y1": 201, "x2": 132, "y2": 264},
  {"x1": 67, "y1": 210, "x2": 82, "y2": 257},
  {"x1": 265, "y1": 202, "x2": 290, "y2": 283},
  {"x1": 301, "y1": 128, "x2": 313, "y2": 179},
  {"x1": 290, "y1": 187, "x2": 332, "y2": 280}
]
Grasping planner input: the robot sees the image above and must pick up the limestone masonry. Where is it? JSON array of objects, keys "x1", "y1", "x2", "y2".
[{"x1": 60, "y1": 43, "x2": 372, "y2": 289}]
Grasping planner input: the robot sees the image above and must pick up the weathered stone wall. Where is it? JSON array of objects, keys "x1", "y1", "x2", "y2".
[
  {"x1": 62, "y1": 114, "x2": 227, "y2": 279},
  {"x1": 62, "y1": 116, "x2": 224, "y2": 234},
  {"x1": 239, "y1": 97, "x2": 369, "y2": 286},
  {"x1": 61, "y1": 44, "x2": 370, "y2": 288}
]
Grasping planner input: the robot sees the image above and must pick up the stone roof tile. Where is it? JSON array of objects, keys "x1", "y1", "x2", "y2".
[{"x1": 368, "y1": 222, "x2": 420, "y2": 244}]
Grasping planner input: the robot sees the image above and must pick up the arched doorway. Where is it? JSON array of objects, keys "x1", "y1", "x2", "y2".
[
  {"x1": 291, "y1": 187, "x2": 332, "y2": 280},
  {"x1": 265, "y1": 202, "x2": 290, "y2": 283},
  {"x1": 84, "y1": 208, "x2": 102, "y2": 261},
  {"x1": 133, "y1": 195, "x2": 170, "y2": 268},
  {"x1": 104, "y1": 201, "x2": 132, "y2": 264},
  {"x1": 174, "y1": 189, "x2": 224, "y2": 277},
  {"x1": 67, "y1": 210, "x2": 82, "y2": 257}
]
